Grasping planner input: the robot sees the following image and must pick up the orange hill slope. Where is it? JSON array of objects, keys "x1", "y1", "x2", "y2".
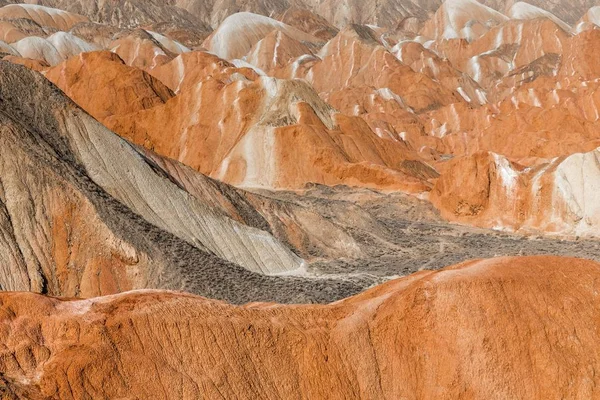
[{"x1": 0, "y1": 256, "x2": 599, "y2": 399}]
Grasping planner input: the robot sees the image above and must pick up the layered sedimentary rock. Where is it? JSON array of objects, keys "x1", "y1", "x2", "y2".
[
  {"x1": 108, "y1": 29, "x2": 180, "y2": 70},
  {"x1": 0, "y1": 4, "x2": 88, "y2": 31},
  {"x1": 0, "y1": 30, "x2": 96, "y2": 66},
  {"x1": 149, "y1": 51, "x2": 258, "y2": 93},
  {"x1": 0, "y1": 60, "x2": 372, "y2": 303},
  {"x1": 1, "y1": 0, "x2": 209, "y2": 33},
  {"x1": 291, "y1": 25, "x2": 465, "y2": 112},
  {"x1": 1, "y1": 256, "x2": 599, "y2": 399},
  {"x1": 0, "y1": 3, "x2": 598, "y2": 398},
  {"x1": 40, "y1": 44, "x2": 428, "y2": 193},
  {"x1": 484, "y1": 0, "x2": 597, "y2": 25},
  {"x1": 275, "y1": 7, "x2": 338, "y2": 40},
  {"x1": 245, "y1": 30, "x2": 315, "y2": 76},
  {"x1": 4, "y1": 0, "x2": 600, "y2": 240},
  {"x1": 1, "y1": 0, "x2": 594, "y2": 30},
  {"x1": 507, "y1": 2, "x2": 571, "y2": 32},
  {"x1": 4, "y1": 2, "x2": 600, "y2": 235}
]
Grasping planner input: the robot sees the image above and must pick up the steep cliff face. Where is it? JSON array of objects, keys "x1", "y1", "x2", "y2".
[{"x1": 1, "y1": 256, "x2": 599, "y2": 399}]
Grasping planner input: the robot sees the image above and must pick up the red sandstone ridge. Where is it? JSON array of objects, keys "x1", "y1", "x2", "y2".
[
  {"x1": 287, "y1": 25, "x2": 465, "y2": 113},
  {"x1": 1, "y1": 256, "x2": 599, "y2": 398},
  {"x1": 43, "y1": 48, "x2": 432, "y2": 193},
  {"x1": 149, "y1": 51, "x2": 259, "y2": 93}
]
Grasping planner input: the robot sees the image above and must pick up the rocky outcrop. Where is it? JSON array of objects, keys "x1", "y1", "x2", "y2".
[
  {"x1": 276, "y1": 7, "x2": 338, "y2": 41},
  {"x1": 0, "y1": 4, "x2": 600, "y2": 397},
  {"x1": 6, "y1": 0, "x2": 600, "y2": 240},
  {"x1": 105, "y1": 71, "x2": 430, "y2": 192},
  {"x1": 431, "y1": 148, "x2": 600, "y2": 237},
  {"x1": 294, "y1": 26, "x2": 464, "y2": 113},
  {"x1": 108, "y1": 29, "x2": 180, "y2": 70},
  {"x1": 484, "y1": 0, "x2": 597, "y2": 25},
  {"x1": 507, "y1": 2, "x2": 571, "y2": 32},
  {"x1": 149, "y1": 51, "x2": 257, "y2": 93}
]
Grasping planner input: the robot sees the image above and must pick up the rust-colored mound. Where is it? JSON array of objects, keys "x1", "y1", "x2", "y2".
[
  {"x1": 2, "y1": 55, "x2": 48, "y2": 72},
  {"x1": 44, "y1": 51, "x2": 174, "y2": 122},
  {"x1": 1, "y1": 256, "x2": 599, "y2": 398},
  {"x1": 292, "y1": 26, "x2": 465, "y2": 113},
  {"x1": 0, "y1": 21, "x2": 28, "y2": 43},
  {"x1": 246, "y1": 30, "x2": 314, "y2": 76}
]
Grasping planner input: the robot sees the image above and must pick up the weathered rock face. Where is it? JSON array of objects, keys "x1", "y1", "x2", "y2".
[
  {"x1": 149, "y1": 50, "x2": 258, "y2": 93},
  {"x1": 484, "y1": 0, "x2": 597, "y2": 25},
  {"x1": 1, "y1": 0, "x2": 209, "y2": 32},
  {"x1": 1, "y1": 256, "x2": 599, "y2": 399},
  {"x1": 0, "y1": 60, "x2": 375, "y2": 304},
  {"x1": 110, "y1": 73, "x2": 431, "y2": 192},
  {"x1": 507, "y1": 2, "x2": 571, "y2": 32},
  {"x1": 275, "y1": 7, "x2": 338, "y2": 41},
  {"x1": 2, "y1": 0, "x2": 595, "y2": 31},
  {"x1": 421, "y1": 0, "x2": 509, "y2": 42},
  {"x1": 108, "y1": 29, "x2": 179, "y2": 70},
  {"x1": 293, "y1": 26, "x2": 465, "y2": 113}
]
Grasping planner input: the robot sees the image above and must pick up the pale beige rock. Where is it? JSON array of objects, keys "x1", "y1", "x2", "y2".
[
  {"x1": 431, "y1": 148, "x2": 600, "y2": 237},
  {"x1": 0, "y1": 4, "x2": 88, "y2": 31},
  {"x1": 420, "y1": 0, "x2": 508, "y2": 41},
  {"x1": 202, "y1": 12, "x2": 322, "y2": 61}
]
